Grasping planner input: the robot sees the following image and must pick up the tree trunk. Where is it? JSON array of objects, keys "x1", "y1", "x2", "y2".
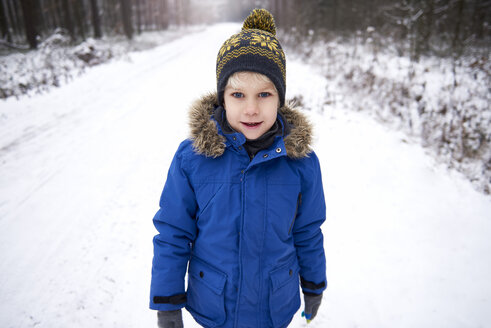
[
  {"x1": 0, "y1": 0, "x2": 12, "y2": 42},
  {"x1": 72, "y1": 0, "x2": 86, "y2": 40},
  {"x1": 149, "y1": 0, "x2": 155, "y2": 29},
  {"x1": 34, "y1": 0, "x2": 45, "y2": 34},
  {"x1": 161, "y1": 0, "x2": 168, "y2": 29},
  {"x1": 51, "y1": 0, "x2": 62, "y2": 28},
  {"x1": 89, "y1": 0, "x2": 102, "y2": 38},
  {"x1": 421, "y1": 0, "x2": 434, "y2": 56},
  {"x1": 19, "y1": 0, "x2": 39, "y2": 48},
  {"x1": 332, "y1": 0, "x2": 338, "y2": 31},
  {"x1": 135, "y1": 0, "x2": 141, "y2": 33},
  {"x1": 120, "y1": 0, "x2": 133, "y2": 39},
  {"x1": 472, "y1": 0, "x2": 487, "y2": 39},
  {"x1": 104, "y1": 0, "x2": 117, "y2": 34},
  {"x1": 51, "y1": 0, "x2": 62, "y2": 30},
  {"x1": 61, "y1": 0, "x2": 75, "y2": 40},
  {"x1": 274, "y1": 0, "x2": 281, "y2": 26},
  {"x1": 7, "y1": 0, "x2": 22, "y2": 41},
  {"x1": 174, "y1": 0, "x2": 180, "y2": 26},
  {"x1": 145, "y1": 0, "x2": 151, "y2": 29},
  {"x1": 451, "y1": 0, "x2": 464, "y2": 57},
  {"x1": 55, "y1": 0, "x2": 65, "y2": 28},
  {"x1": 40, "y1": 0, "x2": 52, "y2": 30},
  {"x1": 451, "y1": 0, "x2": 465, "y2": 87}
]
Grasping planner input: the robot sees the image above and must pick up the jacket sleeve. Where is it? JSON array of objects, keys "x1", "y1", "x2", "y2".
[
  {"x1": 150, "y1": 144, "x2": 198, "y2": 311},
  {"x1": 293, "y1": 151, "x2": 327, "y2": 295}
]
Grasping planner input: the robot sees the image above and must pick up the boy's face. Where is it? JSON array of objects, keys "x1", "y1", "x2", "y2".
[{"x1": 223, "y1": 72, "x2": 279, "y2": 140}]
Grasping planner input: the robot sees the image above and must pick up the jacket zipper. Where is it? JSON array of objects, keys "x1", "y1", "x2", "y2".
[
  {"x1": 288, "y1": 192, "x2": 302, "y2": 235},
  {"x1": 234, "y1": 171, "x2": 246, "y2": 327}
]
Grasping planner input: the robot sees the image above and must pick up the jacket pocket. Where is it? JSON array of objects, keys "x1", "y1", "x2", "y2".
[
  {"x1": 186, "y1": 257, "x2": 227, "y2": 327},
  {"x1": 269, "y1": 255, "x2": 301, "y2": 328}
]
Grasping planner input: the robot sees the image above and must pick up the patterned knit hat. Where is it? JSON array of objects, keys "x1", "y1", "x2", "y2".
[{"x1": 216, "y1": 9, "x2": 286, "y2": 107}]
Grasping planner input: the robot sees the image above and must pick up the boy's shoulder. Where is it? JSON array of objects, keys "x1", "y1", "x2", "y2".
[
  {"x1": 174, "y1": 139, "x2": 195, "y2": 157},
  {"x1": 174, "y1": 138, "x2": 221, "y2": 161},
  {"x1": 289, "y1": 149, "x2": 323, "y2": 174}
]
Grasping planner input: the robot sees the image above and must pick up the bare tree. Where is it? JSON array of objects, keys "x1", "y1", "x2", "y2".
[
  {"x1": 61, "y1": 0, "x2": 75, "y2": 40},
  {"x1": 0, "y1": 0, "x2": 12, "y2": 42},
  {"x1": 471, "y1": 0, "x2": 490, "y2": 40},
  {"x1": 103, "y1": 0, "x2": 118, "y2": 35},
  {"x1": 161, "y1": 0, "x2": 169, "y2": 29},
  {"x1": 120, "y1": 0, "x2": 133, "y2": 39},
  {"x1": 89, "y1": 0, "x2": 102, "y2": 38},
  {"x1": 451, "y1": 0, "x2": 465, "y2": 57},
  {"x1": 72, "y1": 0, "x2": 86, "y2": 40},
  {"x1": 134, "y1": 0, "x2": 141, "y2": 33},
  {"x1": 19, "y1": 0, "x2": 40, "y2": 48}
]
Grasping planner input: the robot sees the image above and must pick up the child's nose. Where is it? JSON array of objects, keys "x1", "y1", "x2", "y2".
[{"x1": 244, "y1": 99, "x2": 259, "y2": 115}]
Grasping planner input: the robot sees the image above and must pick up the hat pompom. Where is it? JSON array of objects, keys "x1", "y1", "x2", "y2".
[{"x1": 242, "y1": 9, "x2": 276, "y2": 35}]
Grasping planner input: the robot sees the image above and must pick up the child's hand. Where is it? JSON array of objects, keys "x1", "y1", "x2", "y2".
[
  {"x1": 157, "y1": 309, "x2": 183, "y2": 328},
  {"x1": 302, "y1": 292, "x2": 323, "y2": 323}
]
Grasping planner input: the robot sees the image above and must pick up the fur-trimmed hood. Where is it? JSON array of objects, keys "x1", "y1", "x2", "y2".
[{"x1": 188, "y1": 93, "x2": 313, "y2": 159}]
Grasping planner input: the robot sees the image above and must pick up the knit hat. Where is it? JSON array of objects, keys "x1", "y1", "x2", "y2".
[{"x1": 216, "y1": 9, "x2": 286, "y2": 107}]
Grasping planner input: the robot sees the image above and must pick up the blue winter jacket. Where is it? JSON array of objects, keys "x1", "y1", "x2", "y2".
[{"x1": 150, "y1": 93, "x2": 327, "y2": 328}]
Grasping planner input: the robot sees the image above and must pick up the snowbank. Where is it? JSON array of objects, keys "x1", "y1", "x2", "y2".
[
  {"x1": 0, "y1": 26, "x2": 204, "y2": 99},
  {"x1": 281, "y1": 32, "x2": 491, "y2": 195}
]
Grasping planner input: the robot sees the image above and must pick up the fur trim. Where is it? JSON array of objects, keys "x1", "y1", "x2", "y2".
[
  {"x1": 188, "y1": 93, "x2": 312, "y2": 159},
  {"x1": 188, "y1": 93, "x2": 227, "y2": 158},
  {"x1": 281, "y1": 99, "x2": 313, "y2": 159}
]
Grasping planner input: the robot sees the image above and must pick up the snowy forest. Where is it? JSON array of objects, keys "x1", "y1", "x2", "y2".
[
  {"x1": 1, "y1": 0, "x2": 489, "y2": 55},
  {"x1": 1, "y1": 0, "x2": 490, "y2": 193},
  {"x1": 1, "y1": 1, "x2": 491, "y2": 328}
]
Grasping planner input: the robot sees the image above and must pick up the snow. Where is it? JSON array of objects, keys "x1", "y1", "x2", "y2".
[
  {"x1": 281, "y1": 33, "x2": 491, "y2": 194},
  {"x1": 0, "y1": 26, "x2": 205, "y2": 99},
  {"x1": 1, "y1": 24, "x2": 491, "y2": 328}
]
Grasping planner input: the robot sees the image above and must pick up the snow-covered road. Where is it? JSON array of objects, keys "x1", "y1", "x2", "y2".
[{"x1": 1, "y1": 24, "x2": 490, "y2": 328}]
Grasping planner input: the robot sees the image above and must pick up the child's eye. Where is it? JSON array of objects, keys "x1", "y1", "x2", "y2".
[
  {"x1": 259, "y1": 92, "x2": 271, "y2": 98},
  {"x1": 232, "y1": 92, "x2": 244, "y2": 98}
]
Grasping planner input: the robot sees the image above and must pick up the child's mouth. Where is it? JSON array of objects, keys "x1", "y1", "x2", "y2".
[{"x1": 242, "y1": 122, "x2": 262, "y2": 128}]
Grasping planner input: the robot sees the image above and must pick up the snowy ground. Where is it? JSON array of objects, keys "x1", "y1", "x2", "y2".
[
  {"x1": 281, "y1": 32, "x2": 491, "y2": 195},
  {"x1": 0, "y1": 26, "x2": 204, "y2": 99},
  {"x1": 1, "y1": 24, "x2": 490, "y2": 328}
]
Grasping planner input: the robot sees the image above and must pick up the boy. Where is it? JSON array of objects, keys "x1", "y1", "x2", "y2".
[{"x1": 150, "y1": 9, "x2": 327, "y2": 328}]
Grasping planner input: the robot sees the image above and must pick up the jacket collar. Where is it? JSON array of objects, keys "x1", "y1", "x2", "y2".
[{"x1": 188, "y1": 93, "x2": 313, "y2": 159}]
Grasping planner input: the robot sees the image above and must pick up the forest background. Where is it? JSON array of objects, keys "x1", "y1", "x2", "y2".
[{"x1": 1, "y1": 0, "x2": 490, "y2": 194}]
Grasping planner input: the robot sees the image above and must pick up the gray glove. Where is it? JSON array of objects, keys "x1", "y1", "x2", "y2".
[
  {"x1": 302, "y1": 292, "x2": 323, "y2": 322},
  {"x1": 157, "y1": 310, "x2": 183, "y2": 328}
]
